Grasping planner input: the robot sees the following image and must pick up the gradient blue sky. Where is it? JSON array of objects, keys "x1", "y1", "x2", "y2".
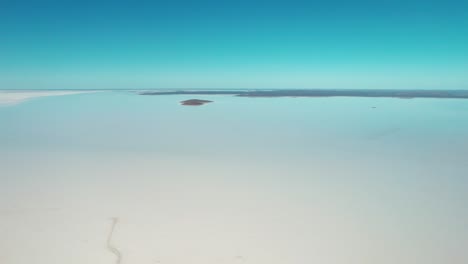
[{"x1": 1, "y1": 0, "x2": 467, "y2": 89}]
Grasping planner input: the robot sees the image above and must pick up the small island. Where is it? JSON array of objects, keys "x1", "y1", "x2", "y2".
[{"x1": 180, "y1": 99, "x2": 213, "y2": 106}]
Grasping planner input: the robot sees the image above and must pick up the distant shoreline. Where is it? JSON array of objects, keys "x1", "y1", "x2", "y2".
[
  {"x1": 2, "y1": 89, "x2": 468, "y2": 100},
  {"x1": 140, "y1": 89, "x2": 468, "y2": 99}
]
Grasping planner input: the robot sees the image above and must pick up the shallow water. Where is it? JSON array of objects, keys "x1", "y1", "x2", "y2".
[{"x1": 1, "y1": 91, "x2": 468, "y2": 264}]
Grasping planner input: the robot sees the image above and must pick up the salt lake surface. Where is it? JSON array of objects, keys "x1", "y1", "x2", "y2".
[{"x1": 1, "y1": 90, "x2": 468, "y2": 264}]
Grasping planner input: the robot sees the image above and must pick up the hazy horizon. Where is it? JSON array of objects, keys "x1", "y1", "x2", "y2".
[{"x1": 2, "y1": 87, "x2": 468, "y2": 91}]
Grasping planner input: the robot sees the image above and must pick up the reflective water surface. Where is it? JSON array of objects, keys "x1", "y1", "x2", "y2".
[{"x1": 1, "y1": 91, "x2": 468, "y2": 264}]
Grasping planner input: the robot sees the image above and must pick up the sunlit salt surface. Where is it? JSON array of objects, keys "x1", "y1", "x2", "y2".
[
  {"x1": 1, "y1": 91, "x2": 467, "y2": 264},
  {"x1": 0, "y1": 90, "x2": 97, "y2": 106}
]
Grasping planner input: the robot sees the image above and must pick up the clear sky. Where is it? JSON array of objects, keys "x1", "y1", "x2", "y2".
[{"x1": 1, "y1": 0, "x2": 467, "y2": 90}]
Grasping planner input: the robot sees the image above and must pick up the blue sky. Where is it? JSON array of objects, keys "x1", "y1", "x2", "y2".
[{"x1": 1, "y1": 0, "x2": 467, "y2": 89}]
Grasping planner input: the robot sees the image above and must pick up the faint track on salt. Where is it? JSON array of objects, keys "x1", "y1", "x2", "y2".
[{"x1": 107, "y1": 217, "x2": 122, "y2": 264}]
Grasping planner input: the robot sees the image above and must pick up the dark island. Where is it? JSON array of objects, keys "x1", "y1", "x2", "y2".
[
  {"x1": 140, "y1": 89, "x2": 468, "y2": 99},
  {"x1": 180, "y1": 99, "x2": 213, "y2": 106}
]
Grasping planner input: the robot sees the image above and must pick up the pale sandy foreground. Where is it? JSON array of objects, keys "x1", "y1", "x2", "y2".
[{"x1": 1, "y1": 91, "x2": 467, "y2": 264}]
